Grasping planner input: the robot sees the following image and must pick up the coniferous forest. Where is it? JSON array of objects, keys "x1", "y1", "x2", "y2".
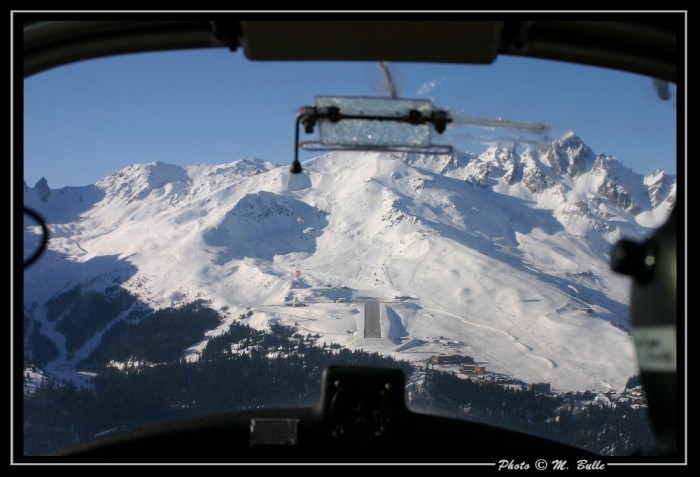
[{"x1": 23, "y1": 303, "x2": 658, "y2": 457}]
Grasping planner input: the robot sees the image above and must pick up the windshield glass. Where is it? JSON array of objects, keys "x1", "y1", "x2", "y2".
[{"x1": 22, "y1": 49, "x2": 677, "y2": 457}]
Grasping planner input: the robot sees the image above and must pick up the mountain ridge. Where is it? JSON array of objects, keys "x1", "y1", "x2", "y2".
[{"x1": 23, "y1": 135, "x2": 675, "y2": 393}]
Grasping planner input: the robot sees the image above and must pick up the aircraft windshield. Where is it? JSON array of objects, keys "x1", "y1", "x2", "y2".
[{"x1": 21, "y1": 48, "x2": 677, "y2": 457}]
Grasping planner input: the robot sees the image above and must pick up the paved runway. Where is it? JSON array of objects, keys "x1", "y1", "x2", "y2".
[{"x1": 363, "y1": 300, "x2": 381, "y2": 338}]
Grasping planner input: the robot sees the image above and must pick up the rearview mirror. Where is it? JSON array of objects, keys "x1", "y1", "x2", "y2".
[
  {"x1": 314, "y1": 96, "x2": 444, "y2": 148},
  {"x1": 290, "y1": 96, "x2": 453, "y2": 173}
]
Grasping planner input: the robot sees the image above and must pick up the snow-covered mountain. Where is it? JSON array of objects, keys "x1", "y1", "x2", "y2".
[{"x1": 23, "y1": 135, "x2": 675, "y2": 393}]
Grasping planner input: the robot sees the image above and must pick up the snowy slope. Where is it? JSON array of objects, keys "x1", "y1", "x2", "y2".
[{"x1": 22, "y1": 137, "x2": 675, "y2": 393}]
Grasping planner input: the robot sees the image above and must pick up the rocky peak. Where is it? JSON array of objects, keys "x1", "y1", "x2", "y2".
[
  {"x1": 34, "y1": 177, "x2": 51, "y2": 202},
  {"x1": 646, "y1": 169, "x2": 676, "y2": 208}
]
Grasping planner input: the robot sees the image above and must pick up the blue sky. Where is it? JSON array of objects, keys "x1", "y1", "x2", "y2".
[{"x1": 24, "y1": 48, "x2": 677, "y2": 188}]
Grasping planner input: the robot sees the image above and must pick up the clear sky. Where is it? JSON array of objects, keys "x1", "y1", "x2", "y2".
[{"x1": 23, "y1": 48, "x2": 677, "y2": 188}]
